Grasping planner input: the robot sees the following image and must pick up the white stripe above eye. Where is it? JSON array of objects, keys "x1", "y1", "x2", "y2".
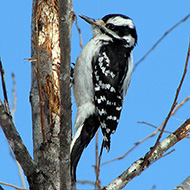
[{"x1": 107, "y1": 17, "x2": 134, "y2": 29}]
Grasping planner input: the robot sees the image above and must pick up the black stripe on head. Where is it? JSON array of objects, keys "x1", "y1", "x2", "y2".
[
  {"x1": 102, "y1": 14, "x2": 130, "y2": 23},
  {"x1": 101, "y1": 14, "x2": 137, "y2": 46},
  {"x1": 106, "y1": 24, "x2": 137, "y2": 44}
]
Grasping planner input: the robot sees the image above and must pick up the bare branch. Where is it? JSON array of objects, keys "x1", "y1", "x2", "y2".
[
  {"x1": 102, "y1": 95, "x2": 190, "y2": 166},
  {"x1": 0, "y1": 99, "x2": 47, "y2": 189},
  {"x1": 15, "y1": 161, "x2": 27, "y2": 189},
  {"x1": 101, "y1": 122, "x2": 163, "y2": 166},
  {"x1": 0, "y1": 181, "x2": 28, "y2": 190},
  {"x1": 103, "y1": 118, "x2": 190, "y2": 190},
  {"x1": 97, "y1": 142, "x2": 104, "y2": 189},
  {"x1": 144, "y1": 39, "x2": 190, "y2": 166},
  {"x1": 101, "y1": 40, "x2": 190, "y2": 190},
  {"x1": 95, "y1": 130, "x2": 101, "y2": 190},
  {"x1": 77, "y1": 180, "x2": 95, "y2": 186},
  {"x1": 140, "y1": 121, "x2": 190, "y2": 139},
  {"x1": 0, "y1": 58, "x2": 10, "y2": 113},
  {"x1": 172, "y1": 95, "x2": 190, "y2": 116},
  {"x1": 140, "y1": 121, "x2": 171, "y2": 133},
  {"x1": 10, "y1": 149, "x2": 27, "y2": 189},
  {"x1": 74, "y1": 12, "x2": 84, "y2": 49},
  {"x1": 9, "y1": 73, "x2": 27, "y2": 188},
  {"x1": 0, "y1": 100, "x2": 38, "y2": 177},
  {"x1": 139, "y1": 94, "x2": 190, "y2": 137},
  {"x1": 11, "y1": 73, "x2": 17, "y2": 118},
  {"x1": 0, "y1": 60, "x2": 40, "y2": 181},
  {"x1": 101, "y1": 140, "x2": 140, "y2": 166},
  {"x1": 102, "y1": 93, "x2": 190, "y2": 166},
  {"x1": 162, "y1": 149, "x2": 175, "y2": 157},
  {"x1": 1, "y1": 63, "x2": 29, "y2": 188},
  {"x1": 134, "y1": 13, "x2": 190, "y2": 71},
  {"x1": 173, "y1": 176, "x2": 190, "y2": 190}
]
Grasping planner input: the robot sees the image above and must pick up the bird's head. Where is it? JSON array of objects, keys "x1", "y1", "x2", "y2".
[{"x1": 79, "y1": 14, "x2": 137, "y2": 48}]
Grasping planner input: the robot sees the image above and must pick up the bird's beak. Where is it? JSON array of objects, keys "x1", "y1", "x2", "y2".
[
  {"x1": 79, "y1": 15, "x2": 105, "y2": 29},
  {"x1": 79, "y1": 14, "x2": 120, "y2": 40}
]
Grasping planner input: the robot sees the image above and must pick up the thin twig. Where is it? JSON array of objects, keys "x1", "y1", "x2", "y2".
[
  {"x1": 0, "y1": 181, "x2": 28, "y2": 190},
  {"x1": 11, "y1": 73, "x2": 17, "y2": 118},
  {"x1": 0, "y1": 58, "x2": 10, "y2": 113},
  {"x1": 101, "y1": 92, "x2": 190, "y2": 166},
  {"x1": 144, "y1": 39, "x2": 190, "y2": 167},
  {"x1": 0, "y1": 69, "x2": 27, "y2": 188},
  {"x1": 101, "y1": 141, "x2": 139, "y2": 166},
  {"x1": 77, "y1": 180, "x2": 95, "y2": 186},
  {"x1": 162, "y1": 149, "x2": 175, "y2": 157},
  {"x1": 101, "y1": 122, "x2": 164, "y2": 166},
  {"x1": 172, "y1": 95, "x2": 190, "y2": 116},
  {"x1": 0, "y1": 100, "x2": 39, "y2": 177},
  {"x1": 103, "y1": 118, "x2": 190, "y2": 190},
  {"x1": 9, "y1": 148, "x2": 27, "y2": 189},
  {"x1": 133, "y1": 13, "x2": 190, "y2": 71},
  {"x1": 139, "y1": 95, "x2": 190, "y2": 137},
  {"x1": 95, "y1": 141, "x2": 104, "y2": 189},
  {"x1": 95, "y1": 130, "x2": 99, "y2": 190},
  {"x1": 139, "y1": 121, "x2": 171, "y2": 133},
  {"x1": 140, "y1": 121, "x2": 190, "y2": 139},
  {"x1": 74, "y1": 13, "x2": 84, "y2": 49},
  {"x1": 8, "y1": 73, "x2": 27, "y2": 188}
]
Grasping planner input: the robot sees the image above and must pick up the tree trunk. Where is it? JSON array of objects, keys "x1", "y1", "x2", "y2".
[
  {"x1": 30, "y1": 0, "x2": 72, "y2": 189},
  {"x1": 58, "y1": 0, "x2": 73, "y2": 189}
]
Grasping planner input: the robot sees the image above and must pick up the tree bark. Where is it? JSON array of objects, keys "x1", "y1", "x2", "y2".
[
  {"x1": 30, "y1": 0, "x2": 72, "y2": 189},
  {"x1": 58, "y1": 0, "x2": 73, "y2": 189},
  {"x1": 0, "y1": 100, "x2": 37, "y2": 177},
  {"x1": 173, "y1": 176, "x2": 190, "y2": 190},
  {"x1": 103, "y1": 118, "x2": 190, "y2": 190},
  {"x1": 0, "y1": 0, "x2": 73, "y2": 189}
]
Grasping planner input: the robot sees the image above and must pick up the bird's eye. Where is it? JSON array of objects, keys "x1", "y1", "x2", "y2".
[{"x1": 106, "y1": 23, "x2": 115, "y2": 30}]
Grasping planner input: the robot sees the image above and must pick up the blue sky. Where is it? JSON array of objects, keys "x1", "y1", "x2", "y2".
[{"x1": 0, "y1": 1, "x2": 190, "y2": 190}]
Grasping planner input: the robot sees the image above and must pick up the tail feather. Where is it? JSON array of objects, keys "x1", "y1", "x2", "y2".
[{"x1": 71, "y1": 114, "x2": 100, "y2": 181}]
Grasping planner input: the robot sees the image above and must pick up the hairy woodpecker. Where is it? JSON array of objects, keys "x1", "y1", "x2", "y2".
[{"x1": 71, "y1": 14, "x2": 137, "y2": 181}]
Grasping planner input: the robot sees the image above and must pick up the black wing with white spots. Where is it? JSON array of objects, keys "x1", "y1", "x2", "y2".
[{"x1": 92, "y1": 42, "x2": 131, "y2": 151}]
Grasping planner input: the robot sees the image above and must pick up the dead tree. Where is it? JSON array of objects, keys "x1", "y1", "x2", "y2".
[{"x1": 0, "y1": 0, "x2": 73, "y2": 189}]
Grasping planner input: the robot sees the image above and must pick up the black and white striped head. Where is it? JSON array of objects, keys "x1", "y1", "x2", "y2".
[{"x1": 79, "y1": 14, "x2": 137, "y2": 49}]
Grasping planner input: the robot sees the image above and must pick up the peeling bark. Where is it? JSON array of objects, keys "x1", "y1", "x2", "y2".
[
  {"x1": 1, "y1": 0, "x2": 73, "y2": 189},
  {"x1": 30, "y1": 0, "x2": 72, "y2": 189}
]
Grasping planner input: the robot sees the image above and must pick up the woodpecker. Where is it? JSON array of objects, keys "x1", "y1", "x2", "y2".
[{"x1": 71, "y1": 14, "x2": 137, "y2": 181}]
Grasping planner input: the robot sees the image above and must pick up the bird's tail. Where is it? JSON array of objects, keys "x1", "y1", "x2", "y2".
[{"x1": 70, "y1": 114, "x2": 100, "y2": 181}]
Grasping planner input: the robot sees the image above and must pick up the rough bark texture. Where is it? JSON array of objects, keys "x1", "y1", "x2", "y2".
[
  {"x1": 30, "y1": 0, "x2": 72, "y2": 189},
  {"x1": 58, "y1": 0, "x2": 73, "y2": 189},
  {"x1": 0, "y1": 0, "x2": 73, "y2": 189},
  {"x1": 0, "y1": 100, "x2": 45, "y2": 189},
  {"x1": 0, "y1": 100, "x2": 37, "y2": 177}
]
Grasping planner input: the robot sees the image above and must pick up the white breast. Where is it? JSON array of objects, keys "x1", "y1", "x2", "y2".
[
  {"x1": 73, "y1": 34, "x2": 112, "y2": 107},
  {"x1": 122, "y1": 52, "x2": 133, "y2": 98}
]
